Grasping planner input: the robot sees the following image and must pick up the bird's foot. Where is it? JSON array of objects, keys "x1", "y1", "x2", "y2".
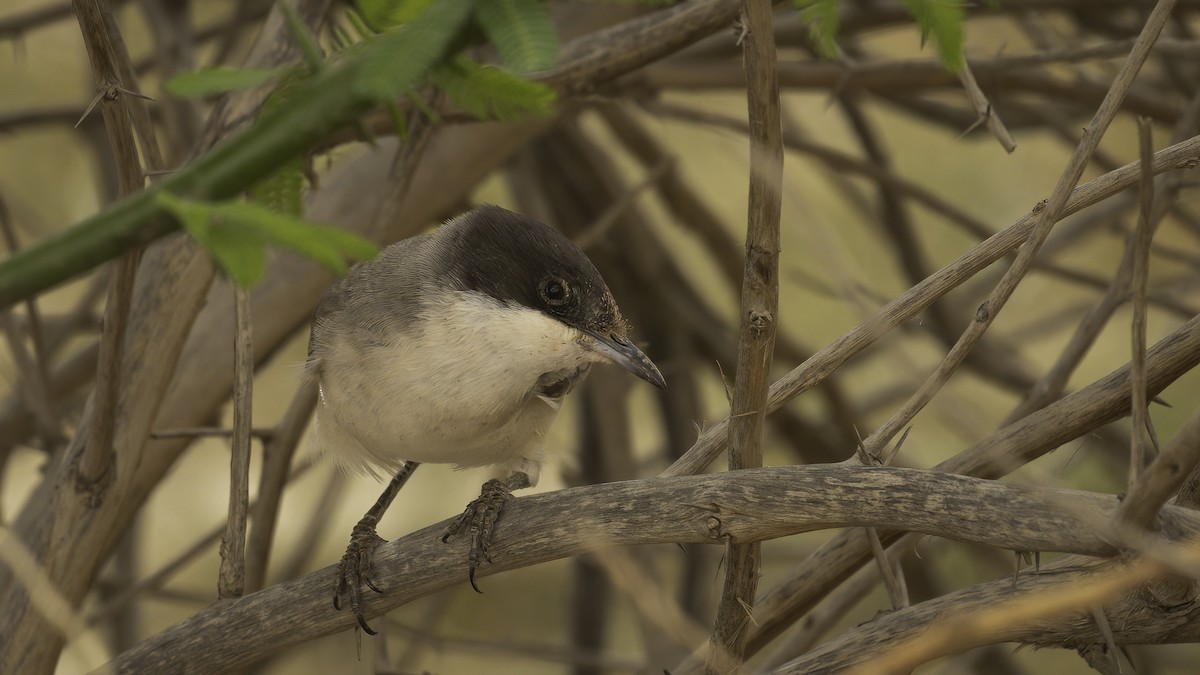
[
  {"x1": 333, "y1": 521, "x2": 386, "y2": 635},
  {"x1": 441, "y1": 472, "x2": 530, "y2": 592}
]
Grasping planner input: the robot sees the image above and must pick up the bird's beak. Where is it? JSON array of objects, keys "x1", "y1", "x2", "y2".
[{"x1": 581, "y1": 330, "x2": 667, "y2": 390}]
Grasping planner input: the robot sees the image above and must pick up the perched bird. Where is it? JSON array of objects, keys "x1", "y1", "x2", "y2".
[{"x1": 306, "y1": 204, "x2": 666, "y2": 633}]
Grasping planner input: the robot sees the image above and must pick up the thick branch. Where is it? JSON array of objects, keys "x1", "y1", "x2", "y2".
[
  {"x1": 743, "y1": 310, "x2": 1200, "y2": 657},
  {"x1": 103, "y1": 465, "x2": 1200, "y2": 674}
]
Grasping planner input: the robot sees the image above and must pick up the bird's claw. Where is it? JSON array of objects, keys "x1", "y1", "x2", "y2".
[
  {"x1": 333, "y1": 522, "x2": 386, "y2": 635},
  {"x1": 441, "y1": 477, "x2": 515, "y2": 592}
]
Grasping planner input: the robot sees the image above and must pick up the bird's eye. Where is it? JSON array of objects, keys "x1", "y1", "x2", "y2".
[{"x1": 540, "y1": 278, "x2": 572, "y2": 307}]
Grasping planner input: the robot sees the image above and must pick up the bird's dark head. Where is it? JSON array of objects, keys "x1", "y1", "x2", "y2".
[{"x1": 435, "y1": 205, "x2": 665, "y2": 389}]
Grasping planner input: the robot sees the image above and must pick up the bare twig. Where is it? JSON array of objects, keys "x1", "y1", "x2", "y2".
[
  {"x1": 866, "y1": 527, "x2": 907, "y2": 610},
  {"x1": 149, "y1": 427, "x2": 275, "y2": 440},
  {"x1": 218, "y1": 287, "x2": 253, "y2": 599},
  {"x1": 645, "y1": 55, "x2": 1183, "y2": 123},
  {"x1": 1129, "y1": 117, "x2": 1157, "y2": 487},
  {"x1": 856, "y1": 0, "x2": 1177, "y2": 461},
  {"x1": 1084, "y1": 605, "x2": 1122, "y2": 675},
  {"x1": 72, "y1": 0, "x2": 148, "y2": 490},
  {"x1": 665, "y1": 132, "x2": 1200, "y2": 480},
  {"x1": 955, "y1": 55, "x2": 1017, "y2": 152},
  {"x1": 708, "y1": 1, "x2": 782, "y2": 671},
  {"x1": 1004, "y1": 91, "x2": 1200, "y2": 426},
  {"x1": 1118, "y1": 407, "x2": 1200, "y2": 528},
  {"x1": 244, "y1": 379, "x2": 318, "y2": 593},
  {"x1": 0, "y1": 0, "x2": 128, "y2": 40},
  {"x1": 760, "y1": 533, "x2": 922, "y2": 669}
]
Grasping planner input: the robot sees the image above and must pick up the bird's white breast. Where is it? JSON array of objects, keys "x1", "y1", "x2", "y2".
[{"x1": 313, "y1": 290, "x2": 598, "y2": 480}]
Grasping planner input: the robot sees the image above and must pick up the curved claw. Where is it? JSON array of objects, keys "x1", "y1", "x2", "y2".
[
  {"x1": 355, "y1": 611, "x2": 378, "y2": 636},
  {"x1": 469, "y1": 565, "x2": 483, "y2": 594},
  {"x1": 362, "y1": 575, "x2": 383, "y2": 594},
  {"x1": 444, "y1": 476, "x2": 525, "y2": 592},
  {"x1": 333, "y1": 523, "x2": 386, "y2": 635}
]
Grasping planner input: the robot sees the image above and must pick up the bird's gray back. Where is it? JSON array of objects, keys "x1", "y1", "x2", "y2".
[{"x1": 306, "y1": 232, "x2": 436, "y2": 369}]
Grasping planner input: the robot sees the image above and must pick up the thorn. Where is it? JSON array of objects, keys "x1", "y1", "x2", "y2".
[
  {"x1": 116, "y1": 85, "x2": 154, "y2": 102},
  {"x1": 75, "y1": 89, "x2": 106, "y2": 128}
]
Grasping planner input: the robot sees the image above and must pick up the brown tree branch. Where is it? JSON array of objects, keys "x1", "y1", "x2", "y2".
[
  {"x1": 244, "y1": 380, "x2": 317, "y2": 593},
  {"x1": 707, "y1": 0, "x2": 782, "y2": 670},
  {"x1": 217, "y1": 287, "x2": 253, "y2": 599},
  {"x1": 72, "y1": 0, "x2": 148, "y2": 488},
  {"x1": 741, "y1": 310, "x2": 1200, "y2": 658},
  {"x1": 643, "y1": 55, "x2": 1186, "y2": 123},
  {"x1": 1129, "y1": 117, "x2": 1158, "y2": 487},
  {"x1": 1119, "y1": 408, "x2": 1200, "y2": 528},
  {"x1": 101, "y1": 465, "x2": 1200, "y2": 674}
]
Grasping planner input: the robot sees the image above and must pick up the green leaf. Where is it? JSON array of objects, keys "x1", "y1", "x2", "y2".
[
  {"x1": 474, "y1": 0, "x2": 559, "y2": 73},
  {"x1": 357, "y1": 0, "x2": 437, "y2": 30},
  {"x1": 280, "y1": 2, "x2": 326, "y2": 70},
  {"x1": 354, "y1": 0, "x2": 476, "y2": 101},
  {"x1": 158, "y1": 193, "x2": 268, "y2": 286},
  {"x1": 901, "y1": 0, "x2": 965, "y2": 71},
  {"x1": 165, "y1": 68, "x2": 281, "y2": 98},
  {"x1": 794, "y1": 0, "x2": 838, "y2": 59},
  {"x1": 248, "y1": 162, "x2": 305, "y2": 219},
  {"x1": 433, "y1": 56, "x2": 555, "y2": 121},
  {"x1": 214, "y1": 201, "x2": 378, "y2": 276},
  {"x1": 157, "y1": 194, "x2": 377, "y2": 286},
  {"x1": 202, "y1": 222, "x2": 269, "y2": 287}
]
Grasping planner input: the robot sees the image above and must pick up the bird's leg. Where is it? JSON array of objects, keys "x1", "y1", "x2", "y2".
[
  {"x1": 441, "y1": 471, "x2": 531, "y2": 592},
  {"x1": 333, "y1": 460, "x2": 420, "y2": 635}
]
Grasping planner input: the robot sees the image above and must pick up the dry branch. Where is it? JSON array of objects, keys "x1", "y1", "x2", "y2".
[
  {"x1": 857, "y1": 0, "x2": 1176, "y2": 460},
  {"x1": 708, "y1": 0, "x2": 783, "y2": 669},
  {"x1": 777, "y1": 553, "x2": 1200, "y2": 674},
  {"x1": 665, "y1": 132, "x2": 1200, "y2": 479},
  {"x1": 743, "y1": 310, "x2": 1200, "y2": 656},
  {"x1": 103, "y1": 465, "x2": 1200, "y2": 674}
]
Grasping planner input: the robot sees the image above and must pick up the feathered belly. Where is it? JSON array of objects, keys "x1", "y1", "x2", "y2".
[
  {"x1": 314, "y1": 360, "x2": 560, "y2": 475},
  {"x1": 310, "y1": 290, "x2": 595, "y2": 476}
]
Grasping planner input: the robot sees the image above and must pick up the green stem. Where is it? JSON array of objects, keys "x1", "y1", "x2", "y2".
[{"x1": 0, "y1": 0, "x2": 474, "y2": 309}]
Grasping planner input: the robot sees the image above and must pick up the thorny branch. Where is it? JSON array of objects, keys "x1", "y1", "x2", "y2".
[{"x1": 6, "y1": 2, "x2": 1200, "y2": 674}]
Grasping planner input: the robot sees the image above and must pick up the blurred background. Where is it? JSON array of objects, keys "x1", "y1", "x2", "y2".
[{"x1": 2, "y1": 1, "x2": 1200, "y2": 673}]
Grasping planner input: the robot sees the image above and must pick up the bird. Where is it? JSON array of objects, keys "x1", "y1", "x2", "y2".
[{"x1": 305, "y1": 204, "x2": 666, "y2": 634}]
